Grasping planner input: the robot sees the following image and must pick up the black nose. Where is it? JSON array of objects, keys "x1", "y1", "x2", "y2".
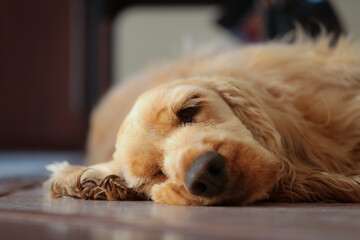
[{"x1": 185, "y1": 151, "x2": 227, "y2": 198}]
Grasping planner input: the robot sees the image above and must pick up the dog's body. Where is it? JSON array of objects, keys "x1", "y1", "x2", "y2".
[{"x1": 46, "y1": 36, "x2": 360, "y2": 205}]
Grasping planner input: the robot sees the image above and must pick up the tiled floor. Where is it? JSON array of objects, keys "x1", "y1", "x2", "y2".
[{"x1": 1, "y1": 153, "x2": 360, "y2": 240}]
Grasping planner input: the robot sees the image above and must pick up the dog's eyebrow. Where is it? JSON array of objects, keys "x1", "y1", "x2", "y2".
[
  {"x1": 180, "y1": 94, "x2": 201, "y2": 108},
  {"x1": 191, "y1": 94, "x2": 200, "y2": 99}
]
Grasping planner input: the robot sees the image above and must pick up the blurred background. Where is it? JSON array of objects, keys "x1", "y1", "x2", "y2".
[{"x1": 0, "y1": 0, "x2": 358, "y2": 161}]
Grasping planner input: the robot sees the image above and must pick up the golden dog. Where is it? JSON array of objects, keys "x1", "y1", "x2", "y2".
[{"x1": 45, "y1": 36, "x2": 360, "y2": 205}]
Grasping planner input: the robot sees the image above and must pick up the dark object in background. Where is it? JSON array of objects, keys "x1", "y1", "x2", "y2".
[
  {"x1": 218, "y1": 0, "x2": 344, "y2": 42},
  {"x1": 0, "y1": 0, "x2": 87, "y2": 151}
]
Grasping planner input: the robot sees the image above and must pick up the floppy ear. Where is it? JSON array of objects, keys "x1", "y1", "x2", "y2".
[
  {"x1": 208, "y1": 77, "x2": 298, "y2": 198},
  {"x1": 209, "y1": 77, "x2": 283, "y2": 154},
  {"x1": 209, "y1": 78, "x2": 360, "y2": 203}
]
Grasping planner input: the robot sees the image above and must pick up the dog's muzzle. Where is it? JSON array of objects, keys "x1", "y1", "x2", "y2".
[{"x1": 185, "y1": 151, "x2": 227, "y2": 198}]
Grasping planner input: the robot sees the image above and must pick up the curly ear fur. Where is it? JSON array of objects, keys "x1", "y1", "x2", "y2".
[{"x1": 212, "y1": 76, "x2": 360, "y2": 202}]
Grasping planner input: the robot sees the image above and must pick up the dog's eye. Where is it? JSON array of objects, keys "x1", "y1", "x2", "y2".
[{"x1": 178, "y1": 106, "x2": 199, "y2": 124}]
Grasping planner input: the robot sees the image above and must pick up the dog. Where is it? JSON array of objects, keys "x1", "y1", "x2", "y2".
[{"x1": 45, "y1": 35, "x2": 360, "y2": 206}]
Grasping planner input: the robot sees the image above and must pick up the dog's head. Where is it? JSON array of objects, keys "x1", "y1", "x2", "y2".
[{"x1": 113, "y1": 77, "x2": 282, "y2": 205}]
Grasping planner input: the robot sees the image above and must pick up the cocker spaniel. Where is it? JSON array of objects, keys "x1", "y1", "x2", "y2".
[{"x1": 45, "y1": 36, "x2": 360, "y2": 205}]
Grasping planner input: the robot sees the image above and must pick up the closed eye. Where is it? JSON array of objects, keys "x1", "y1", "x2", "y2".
[{"x1": 177, "y1": 105, "x2": 200, "y2": 124}]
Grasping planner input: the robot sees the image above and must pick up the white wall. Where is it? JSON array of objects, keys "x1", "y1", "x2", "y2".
[
  {"x1": 332, "y1": 0, "x2": 360, "y2": 38},
  {"x1": 112, "y1": 6, "x2": 231, "y2": 83}
]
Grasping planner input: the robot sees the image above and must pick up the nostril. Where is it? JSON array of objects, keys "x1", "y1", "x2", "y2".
[
  {"x1": 192, "y1": 181, "x2": 207, "y2": 195},
  {"x1": 208, "y1": 164, "x2": 223, "y2": 176},
  {"x1": 185, "y1": 151, "x2": 227, "y2": 197}
]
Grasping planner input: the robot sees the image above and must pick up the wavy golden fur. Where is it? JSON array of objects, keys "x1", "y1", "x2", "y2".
[{"x1": 45, "y1": 35, "x2": 360, "y2": 205}]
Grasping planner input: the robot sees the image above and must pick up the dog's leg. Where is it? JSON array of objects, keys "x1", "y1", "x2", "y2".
[{"x1": 44, "y1": 161, "x2": 144, "y2": 200}]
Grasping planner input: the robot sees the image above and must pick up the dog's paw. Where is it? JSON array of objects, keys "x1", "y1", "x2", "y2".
[
  {"x1": 44, "y1": 161, "x2": 88, "y2": 198},
  {"x1": 151, "y1": 181, "x2": 205, "y2": 206}
]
